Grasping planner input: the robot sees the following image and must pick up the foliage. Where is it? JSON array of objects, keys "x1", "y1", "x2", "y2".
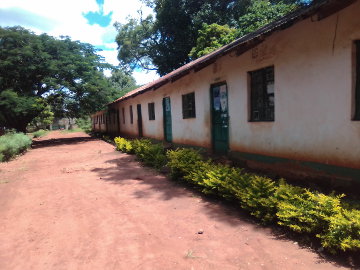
[
  {"x1": 166, "y1": 148, "x2": 203, "y2": 179},
  {"x1": 115, "y1": 137, "x2": 166, "y2": 169},
  {"x1": 117, "y1": 0, "x2": 304, "y2": 75},
  {"x1": 132, "y1": 139, "x2": 166, "y2": 169},
  {"x1": 318, "y1": 209, "x2": 360, "y2": 253},
  {"x1": 29, "y1": 105, "x2": 54, "y2": 130},
  {"x1": 237, "y1": 0, "x2": 297, "y2": 37},
  {"x1": 0, "y1": 132, "x2": 32, "y2": 162},
  {"x1": 276, "y1": 190, "x2": 344, "y2": 234},
  {"x1": 114, "y1": 136, "x2": 134, "y2": 154},
  {"x1": 189, "y1": 24, "x2": 237, "y2": 59},
  {"x1": 0, "y1": 26, "x2": 115, "y2": 132},
  {"x1": 32, "y1": 129, "x2": 49, "y2": 138},
  {"x1": 76, "y1": 117, "x2": 92, "y2": 133},
  {"x1": 108, "y1": 69, "x2": 138, "y2": 98},
  {"x1": 112, "y1": 137, "x2": 359, "y2": 253}
]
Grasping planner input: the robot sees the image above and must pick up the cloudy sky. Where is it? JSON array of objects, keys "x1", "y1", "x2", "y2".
[{"x1": 0, "y1": 0, "x2": 159, "y2": 85}]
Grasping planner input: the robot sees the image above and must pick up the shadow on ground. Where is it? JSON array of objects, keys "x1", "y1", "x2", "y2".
[
  {"x1": 32, "y1": 136, "x2": 98, "y2": 149},
  {"x1": 89, "y1": 151, "x2": 359, "y2": 269}
]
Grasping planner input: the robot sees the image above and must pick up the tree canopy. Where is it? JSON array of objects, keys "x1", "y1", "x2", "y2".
[
  {"x1": 115, "y1": 0, "x2": 309, "y2": 75},
  {"x1": 0, "y1": 26, "x2": 133, "y2": 132}
]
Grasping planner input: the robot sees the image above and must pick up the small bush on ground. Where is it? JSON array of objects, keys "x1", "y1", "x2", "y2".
[
  {"x1": 114, "y1": 136, "x2": 360, "y2": 254},
  {"x1": 33, "y1": 129, "x2": 48, "y2": 138},
  {"x1": 0, "y1": 132, "x2": 32, "y2": 162}
]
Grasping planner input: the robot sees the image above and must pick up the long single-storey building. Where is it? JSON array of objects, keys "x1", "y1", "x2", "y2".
[{"x1": 92, "y1": 0, "x2": 360, "y2": 186}]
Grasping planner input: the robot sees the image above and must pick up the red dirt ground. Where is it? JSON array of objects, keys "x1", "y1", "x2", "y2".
[{"x1": 0, "y1": 131, "x2": 353, "y2": 269}]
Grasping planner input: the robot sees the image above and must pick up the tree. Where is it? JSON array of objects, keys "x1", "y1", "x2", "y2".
[
  {"x1": 237, "y1": 0, "x2": 297, "y2": 37},
  {"x1": 189, "y1": 0, "x2": 298, "y2": 60},
  {"x1": 108, "y1": 69, "x2": 138, "y2": 98},
  {"x1": 189, "y1": 23, "x2": 237, "y2": 59},
  {"x1": 116, "y1": 0, "x2": 252, "y2": 75},
  {"x1": 0, "y1": 26, "x2": 114, "y2": 132},
  {"x1": 116, "y1": 0, "x2": 304, "y2": 75},
  {"x1": 29, "y1": 105, "x2": 54, "y2": 129}
]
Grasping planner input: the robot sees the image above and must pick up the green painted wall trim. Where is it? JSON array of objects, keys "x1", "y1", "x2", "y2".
[{"x1": 229, "y1": 151, "x2": 360, "y2": 182}]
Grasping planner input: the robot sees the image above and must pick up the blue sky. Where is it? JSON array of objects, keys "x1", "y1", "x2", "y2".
[{"x1": 0, "y1": 0, "x2": 158, "y2": 85}]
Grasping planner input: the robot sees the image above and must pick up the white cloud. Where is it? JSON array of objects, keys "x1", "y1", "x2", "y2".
[{"x1": 0, "y1": 0, "x2": 158, "y2": 85}]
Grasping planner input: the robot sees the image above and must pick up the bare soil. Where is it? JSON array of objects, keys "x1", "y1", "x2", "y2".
[{"x1": 0, "y1": 131, "x2": 353, "y2": 269}]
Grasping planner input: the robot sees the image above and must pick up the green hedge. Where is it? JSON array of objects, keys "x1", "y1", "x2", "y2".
[
  {"x1": 114, "y1": 136, "x2": 360, "y2": 253},
  {"x1": 0, "y1": 132, "x2": 32, "y2": 162}
]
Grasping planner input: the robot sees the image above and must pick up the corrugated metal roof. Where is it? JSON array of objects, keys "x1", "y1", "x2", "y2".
[{"x1": 109, "y1": 0, "x2": 355, "y2": 105}]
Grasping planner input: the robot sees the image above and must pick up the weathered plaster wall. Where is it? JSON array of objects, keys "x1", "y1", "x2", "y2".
[{"x1": 108, "y1": 1, "x2": 360, "y2": 177}]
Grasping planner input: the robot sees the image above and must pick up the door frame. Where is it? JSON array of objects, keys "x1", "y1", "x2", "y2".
[
  {"x1": 137, "y1": 104, "x2": 143, "y2": 137},
  {"x1": 162, "y1": 97, "x2": 172, "y2": 142},
  {"x1": 210, "y1": 81, "x2": 229, "y2": 153}
]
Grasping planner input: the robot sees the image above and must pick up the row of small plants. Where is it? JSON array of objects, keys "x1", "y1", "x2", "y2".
[
  {"x1": 0, "y1": 131, "x2": 32, "y2": 162},
  {"x1": 114, "y1": 136, "x2": 360, "y2": 254}
]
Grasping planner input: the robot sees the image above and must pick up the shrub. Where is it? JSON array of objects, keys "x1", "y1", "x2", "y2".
[
  {"x1": 235, "y1": 174, "x2": 278, "y2": 223},
  {"x1": 114, "y1": 137, "x2": 133, "y2": 153},
  {"x1": 0, "y1": 132, "x2": 32, "y2": 162},
  {"x1": 276, "y1": 189, "x2": 343, "y2": 234},
  {"x1": 318, "y1": 209, "x2": 360, "y2": 253},
  {"x1": 166, "y1": 148, "x2": 204, "y2": 179},
  {"x1": 33, "y1": 129, "x2": 48, "y2": 138},
  {"x1": 132, "y1": 139, "x2": 166, "y2": 169}
]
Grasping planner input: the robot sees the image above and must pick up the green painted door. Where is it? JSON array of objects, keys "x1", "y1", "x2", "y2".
[
  {"x1": 163, "y1": 97, "x2": 172, "y2": 142},
  {"x1": 211, "y1": 83, "x2": 229, "y2": 153}
]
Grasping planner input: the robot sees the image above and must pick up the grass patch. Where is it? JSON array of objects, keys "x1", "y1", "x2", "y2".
[
  {"x1": 32, "y1": 129, "x2": 49, "y2": 138},
  {"x1": 0, "y1": 132, "x2": 32, "y2": 162}
]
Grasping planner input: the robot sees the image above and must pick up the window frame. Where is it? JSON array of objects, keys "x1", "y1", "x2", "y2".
[
  {"x1": 249, "y1": 66, "x2": 275, "y2": 122},
  {"x1": 182, "y1": 92, "x2": 196, "y2": 119},
  {"x1": 122, "y1": 108, "x2": 125, "y2": 124},
  {"x1": 130, "y1": 105, "x2": 133, "y2": 124},
  {"x1": 148, "y1": 102, "x2": 155, "y2": 121}
]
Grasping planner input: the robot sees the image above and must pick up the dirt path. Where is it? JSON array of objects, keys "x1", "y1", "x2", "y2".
[{"x1": 0, "y1": 131, "x2": 350, "y2": 270}]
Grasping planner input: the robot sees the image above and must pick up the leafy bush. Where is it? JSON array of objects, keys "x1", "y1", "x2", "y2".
[
  {"x1": 235, "y1": 175, "x2": 278, "y2": 223},
  {"x1": 113, "y1": 139, "x2": 360, "y2": 253},
  {"x1": 114, "y1": 137, "x2": 133, "y2": 153},
  {"x1": 318, "y1": 209, "x2": 360, "y2": 253},
  {"x1": 33, "y1": 129, "x2": 48, "y2": 138},
  {"x1": 166, "y1": 148, "x2": 203, "y2": 179},
  {"x1": 0, "y1": 132, "x2": 32, "y2": 162},
  {"x1": 115, "y1": 137, "x2": 166, "y2": 169},
  {"x1": 276, "y1": 190, "x2": 343, "y2": 234}
]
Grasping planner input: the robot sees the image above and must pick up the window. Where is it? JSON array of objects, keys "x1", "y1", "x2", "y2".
[
  {"x1": 249, "y1": 66, "x2": 275, "y2": 121},
  {"x1": 182, "y1": 92, "x2": 196, "y2": 119},
  {"x1": 354, "y1": 41, "x2": 360, "y2": 120},
  {"x1": 148, "y1": 102, "x2": 155, "y2": 120},
  {"x1": 130, "y1": 105, "x2": 133, "y2": 124},
  {"x1": 122, "y1": 108, "x2": 125, "y2": 124}
]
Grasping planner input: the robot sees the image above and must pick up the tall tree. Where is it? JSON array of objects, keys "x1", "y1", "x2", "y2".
[
  {"x1": 0, "y1": 26, "x2": 115, "y2": 132},
  {"x1": 116, "y1": 0, "x2": 307, "y2": 75}
]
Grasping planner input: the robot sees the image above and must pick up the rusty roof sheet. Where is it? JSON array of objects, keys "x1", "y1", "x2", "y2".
[{"x1": 109, "y1": 0, "x2": 355, "y2": 105}]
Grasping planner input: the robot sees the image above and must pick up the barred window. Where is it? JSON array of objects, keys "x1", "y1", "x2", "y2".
[
  {"x1": 249, "y1": 66, "x2": 275, "y2": 121},
  {"x1": 182, "y1": 92, "x2": 196, "y2": 119}
]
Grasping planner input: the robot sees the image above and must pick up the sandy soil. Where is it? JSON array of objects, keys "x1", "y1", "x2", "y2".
[{"x1": 0, "y1": 131, "x2": 352, "y2": 270}]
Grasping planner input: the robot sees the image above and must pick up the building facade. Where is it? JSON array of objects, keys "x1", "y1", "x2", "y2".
[{"x1": 93, "y1": 0, "x2": 360, "y2": 184}]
